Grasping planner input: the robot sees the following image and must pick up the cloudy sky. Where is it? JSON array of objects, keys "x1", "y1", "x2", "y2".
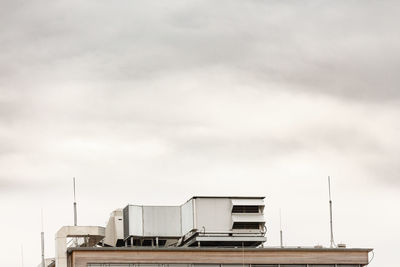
[{"x1": 1, "y1": 0, "x2": 399, "y2": 266}]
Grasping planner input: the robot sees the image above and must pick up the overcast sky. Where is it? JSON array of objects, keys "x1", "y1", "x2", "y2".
[{"x1": 0, "y1": 1, "x2": 399, "y2": 266}]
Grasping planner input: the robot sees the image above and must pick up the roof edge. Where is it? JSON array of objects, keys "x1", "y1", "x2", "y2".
[
  {"x1": 192, "y1": 196, "x2": 266, "y2": 199},
  {"x1": 68, "y1": 247, "x2": 373, "y2": 254}
]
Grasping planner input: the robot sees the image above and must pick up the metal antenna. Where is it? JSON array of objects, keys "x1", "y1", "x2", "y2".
[
  {"x1": 73, "y1": 177, "x2": 77, "y2": 226},
  {"x1": 279, "y1": 209, "x2": 283, "y2": 248},
  {"x1": 41, "y1": 209, "x2": 45, "y2": 267},
  {"x1": 328, "y1": 176, "x2": 335, "y2": 248},
  {"x1": 21, "y1": 244, "x2": 24, "y2": 267}
]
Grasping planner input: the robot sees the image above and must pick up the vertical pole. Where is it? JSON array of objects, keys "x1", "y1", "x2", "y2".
[
  {"x1": 328, "y1": 176, "x2": 335, "y2": 248},
  {"x1": 73, "y1": 177, "x2": 77, "y2": 226},
  {"x1": 41, "y1": 209, "x2": 45, "y2": 267},
  {"x1": 279, "y1": 209, "x2": 283, "y2": 248},
  {"x1": 21, "y1": 244, "x2": 24, "y2": 267},
  {"x1": 41, "y1": 232, "x2": 45, "y2": 267}
]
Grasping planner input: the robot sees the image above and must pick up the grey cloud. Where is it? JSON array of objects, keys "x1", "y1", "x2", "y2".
[
  {"x1": 0, "y1": 177, "x2": 16, "y2": 190},
  {"x1": 363, "y1": 148, "x2": 400, "y2": 185},
  {"x1": 1, "y1": 1, "x2": 399, "y2": 102},
  {"x1": 169, "y1": 125, "x2": 385, "y2": 160},
  {"x1": 0, "y1": 176, "x2": 42, "y2": 193}
]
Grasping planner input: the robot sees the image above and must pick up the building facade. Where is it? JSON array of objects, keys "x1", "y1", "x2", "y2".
[{"x1": 68, "y1": 247, "x2": 371, "y2": 267}]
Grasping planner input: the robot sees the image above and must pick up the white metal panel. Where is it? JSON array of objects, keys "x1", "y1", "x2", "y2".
[
  {"x1": 114, "y1": 214, "x2": 124, "y2": 240},
  {"x1": 104, "y1": 209, "x2": 123, "y2": 246},
  {"x1": 143, "y1": 206, "x2": 181, "y2": 236},
  {"x1": 128, "y1": 205, "x2": 143, "y2": 236},
  {"x1": 195, "y1": 198, "x2": 232, "y2": 231},
  {"x1": 231, "y1": 199, "x2": 264, "y2": 206},
  {"x1": 181, "y1": 199, "x2": 194, "y2": 235},
  {"x1": 231, "y1": 214, "x2": 265, "y2": 222}
]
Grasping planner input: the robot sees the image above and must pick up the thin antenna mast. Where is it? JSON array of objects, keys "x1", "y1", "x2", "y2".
[
  {"x1": 41, "y1": 209, "x2": 45, "y2": 267},
  {"x1": 279, "y1": 209, "x2": 283, "y2": 248},
  {"x1": 73, "y1": 177, "x2": 77, "y2": 226},
  {"x1": 21, "y1": 244, "x2": 24, "y2": 267},
  {"x1": 328, "y1": 176, "x2": 335, "y2": 248}
]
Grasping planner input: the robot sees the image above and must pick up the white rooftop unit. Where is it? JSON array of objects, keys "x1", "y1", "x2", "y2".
[
  {"x1": 124, "y1": 205, "x2": 181, "y2": 237},
  {"x1": 122, "y1": 196, "x2": 266, "y2": 247},
  {"x1": 104, "y1": 209, "x2": 124, "y2": 247},
  {"x1": 123, "y1": 205, "x2": 182, "y2": 246}
]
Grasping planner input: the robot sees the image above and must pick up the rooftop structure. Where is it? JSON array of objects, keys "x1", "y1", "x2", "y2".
[
  {"x1": 44, "y1": 196, "x2": 372, "y2": 267},
  {"x1": 122, "y1": 196, "x2": 266, "y2": 248}
]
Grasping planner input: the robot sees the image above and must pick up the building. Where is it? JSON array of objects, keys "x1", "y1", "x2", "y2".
[{"x1": 44, "y1": 196, "x2": 372, "y2": 267}]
